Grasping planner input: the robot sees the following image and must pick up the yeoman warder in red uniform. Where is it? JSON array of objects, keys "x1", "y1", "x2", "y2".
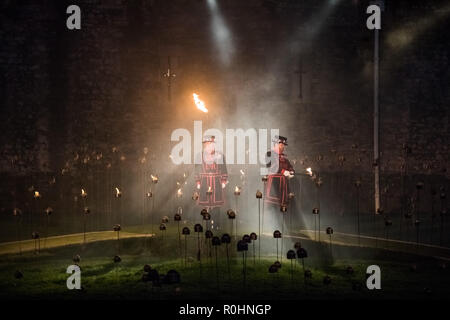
[{"x1": 265, "y1": 135, "x2": 295, "y2": 208}]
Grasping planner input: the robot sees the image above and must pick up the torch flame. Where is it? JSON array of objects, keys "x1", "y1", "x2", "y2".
[
  {"x1": 207, "y1": 186, "x2": 212, "y2": 192},
  {"x1": 306, "y1": 167, "x2": 313, "y2": 176},
  {"x1": 81, "y1": 189, "x2": 87, "y2": 197},
  {"x1": 115, "y1": 187, "x2": 121, "y2": 196},
  {"x1": 193, "y1": 93, "x2": 208, "y2": 113},
  {"x1": 34, "y1": 191, "x2": 41, "y2": 198},
  {"x1": 177, "y1": 188, "x2": 183, "y2": 197},
  {"x1": 151, "y1": 174, "x2": 158, "y2": 183}
]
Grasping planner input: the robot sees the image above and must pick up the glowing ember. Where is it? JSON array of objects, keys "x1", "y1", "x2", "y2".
[{"x1": 193, "y1": 93, "x2": 208, "y2": 113}]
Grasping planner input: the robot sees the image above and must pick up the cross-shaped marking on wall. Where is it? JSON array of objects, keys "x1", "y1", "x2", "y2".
[{"x1": 163, "y1": 56, "x2": 176, "y2": 102}]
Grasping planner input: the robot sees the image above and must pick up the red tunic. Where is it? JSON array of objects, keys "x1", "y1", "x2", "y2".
[
  {"x1": 264, "y1": 151, "x2": 294, "y2": 207},
  {"x1": 195, "y1": 152, "x2": 228, "y2": 208}
]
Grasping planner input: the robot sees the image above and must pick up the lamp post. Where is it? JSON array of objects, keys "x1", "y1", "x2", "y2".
[
  {"x1": 174, "y1": 209, "x2": 182, "y2": 256},
  {"x1": 33, "y1": 190, "x2": 41, "y2": 235},
  {"x1": 193, "y1": 93, "x2": 209, "y2": 127},
  {"x1": 371, "y1": 0, "x2": 385, "y2": 215},
  {"x1": 261, "y1": 175, "x2": 268, "y2": 235},
  {"x1": 182, "y1": 227, "x2": 190, "y2": 267},
  {"x1": 44, "y1": 207, "x2": 53, "y2": 249},
  {"x1": 227, "y1": 209, "x2": 236, "y2": 240},
  {"x1": 280, "y1": 205, "x2": 287, "y2": 265},
  {"x1": 326, "y1": 227, "x2": 334, "y2": 256},
  {"x1": 151, "y1": 174, "x2": 158, "y2": 236},
  {"x1": 221, "y1": 233, "x2": 231, "y2": 277},
  {"x1": 256, "y1": 190, "x2": 263, "y2": 261},
  {"x1": 115, "y1": 187, "x2": 122, "y2": 226},
  {"x1": 234, "y1": 186, "x2": 241, "y2": 237}
]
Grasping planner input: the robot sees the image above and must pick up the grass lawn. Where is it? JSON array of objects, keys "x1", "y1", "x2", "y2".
[{"x1": 0, "y1": 226, "x2": 449, "y2": 300}]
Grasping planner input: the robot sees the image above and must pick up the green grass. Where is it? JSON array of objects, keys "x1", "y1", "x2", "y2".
[{"x1": 1, "y1": 232, "x2": 449, "y2": 300}]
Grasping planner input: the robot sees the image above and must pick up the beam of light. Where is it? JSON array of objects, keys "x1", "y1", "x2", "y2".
[
  {"x1": 207, "y1": 0, "x2": 235, "y2": 66},
  {"x1": 193, "y1": 93, "x2": 208, "y2": 113},
  {"x1": 303, "y1": 0, "x2": 342, "y2": 41},
  {"x1": 386, "y1": 4, "x2": 450, "y2": 52}
]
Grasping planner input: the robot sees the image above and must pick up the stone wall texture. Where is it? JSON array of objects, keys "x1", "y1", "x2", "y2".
[{"x1": 0, "y1": 0, "x2": 449, "y2": 220}]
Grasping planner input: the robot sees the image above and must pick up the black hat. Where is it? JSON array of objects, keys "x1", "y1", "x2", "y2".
[
  {"x1": 202, "y1": 135, "x2": 215, "y2": 143},
  {"x1": 273, "y1": 135, "x2": 288, "y2": 146}
]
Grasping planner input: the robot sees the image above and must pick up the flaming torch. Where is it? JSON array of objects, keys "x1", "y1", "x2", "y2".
[
  {"x1": 193, "y1": 93, "x2": 209, "y2": 129},
  {"x1": 193, "y1": 93, "x2": 208, "y2": 113},
  {"x1": 256, "y1": 190, "x2": 263, "y2": 261}
]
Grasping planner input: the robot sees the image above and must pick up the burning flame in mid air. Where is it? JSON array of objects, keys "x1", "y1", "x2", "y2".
[{"x1": 193, "y1": 93, "x2": 208, "y2": 113}]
